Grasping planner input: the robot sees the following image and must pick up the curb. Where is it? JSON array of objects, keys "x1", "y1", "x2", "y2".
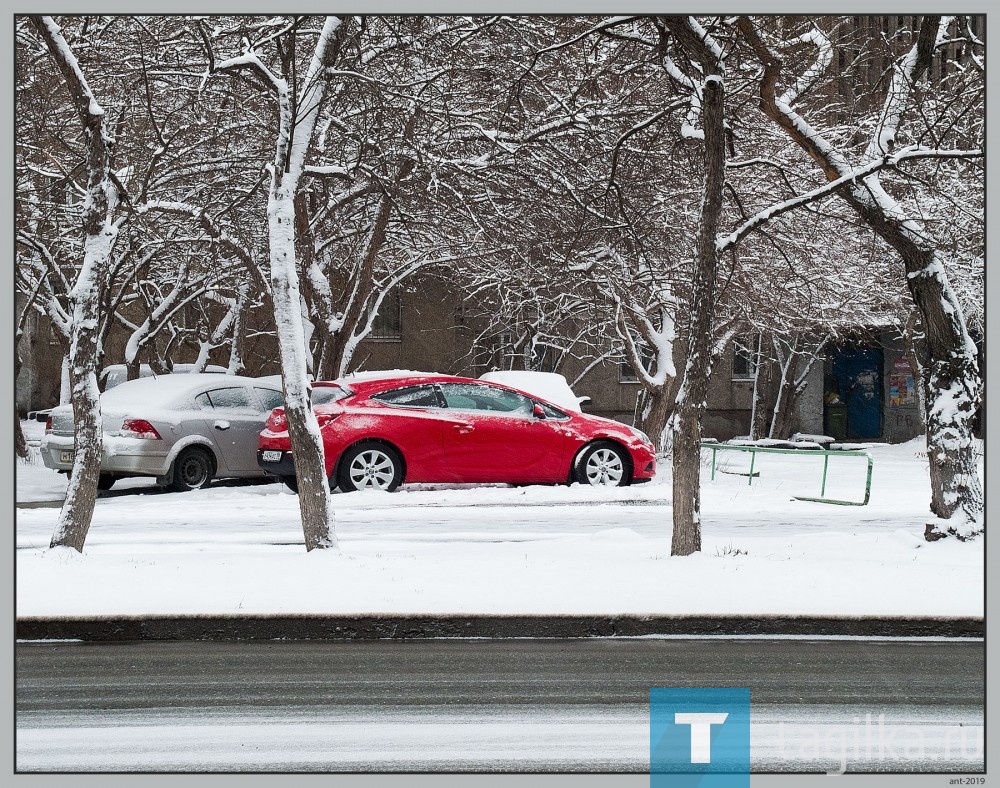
[{"x1": 15, "y1": 615, "x2": 983, "y2": 641}]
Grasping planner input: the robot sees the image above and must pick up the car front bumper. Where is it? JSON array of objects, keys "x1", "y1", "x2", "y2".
[{"x1": 631, "y1": 452, "x2": 657, "y2": 482}]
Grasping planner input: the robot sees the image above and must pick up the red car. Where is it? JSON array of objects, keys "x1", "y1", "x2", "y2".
[{"x1": 257, "y1": 373, "x2": 656, "y2": 492}]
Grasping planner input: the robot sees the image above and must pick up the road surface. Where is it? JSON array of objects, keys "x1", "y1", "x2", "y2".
[{"x1": 16, "y1": 636, "x2": 983, "y2": 772}]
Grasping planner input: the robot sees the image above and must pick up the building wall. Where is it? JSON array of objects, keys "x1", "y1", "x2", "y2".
[
  {"x1": 880, "y1": 334, "x2": 923, "y2": 444},
  {"x1": 347, "y1": 285, "x2": 468, "y2": 376},
  {"x1": 16, "y1": 282, "x2": 927, "y2": 445}
]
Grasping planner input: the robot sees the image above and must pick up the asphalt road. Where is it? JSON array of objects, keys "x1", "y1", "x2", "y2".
[{"x1": 16, "y1": 637, "x2": 984, "y2": 773}]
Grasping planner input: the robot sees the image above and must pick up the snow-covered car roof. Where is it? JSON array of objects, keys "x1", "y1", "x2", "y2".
[
  {"x1": 478, "y1": 371, "x2": 588, "y2": 412},
  {"x1": 100, "y1": 363, "x2": 228, "y2": 390},
  {"x1": 340, "y1": 369, "x2": 442, "y2": 383},
  {"x1": 99, "y1": 373, "x2": 278, "y2": 408},
  {"x1": 255, "y1": 374, "x2": 343, "y2": 388}
]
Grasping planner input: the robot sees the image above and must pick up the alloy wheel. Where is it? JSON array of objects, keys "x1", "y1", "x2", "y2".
[
  {"x1": 584, "y1": 447, "x2": 624, "y2": 486},
  {"x1": 348, "y1": 448, "x2": 397, "y2": 490}
]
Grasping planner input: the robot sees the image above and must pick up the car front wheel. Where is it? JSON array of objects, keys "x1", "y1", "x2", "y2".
[
  {"x1": 337, "y1": 442, "x2": 403, "y2": 492},
  {"x1": 169, "y1": 447, "x2": 214, "y2": 492},
  {"x1": 575, "y1": 441, "x2": 630, "y2": 487}
]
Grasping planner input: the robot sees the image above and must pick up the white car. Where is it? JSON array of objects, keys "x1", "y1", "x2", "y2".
[{"x1": 41, "y1": 374, "x2": 283, "y2": 491}]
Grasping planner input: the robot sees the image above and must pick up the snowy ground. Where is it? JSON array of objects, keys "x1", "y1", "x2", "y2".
[{"x1": 16, "y1": 420, "x2": 984, "y2": 620}]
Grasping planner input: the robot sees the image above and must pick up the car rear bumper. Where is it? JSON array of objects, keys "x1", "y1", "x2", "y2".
[
  {"x1": 40, "y1": 434, "x2": 171, "y2": 477},
  {"x1": 257, "y1": 449, "x2": 297, "y2": 477}
]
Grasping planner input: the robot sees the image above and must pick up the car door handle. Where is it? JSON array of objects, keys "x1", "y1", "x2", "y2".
[
  {"x1": 452, "y1": 424, "x2": 474, "y2": 434},
  {"x1": 214, "y1": 420, "x2": 231, "y2": 431}
]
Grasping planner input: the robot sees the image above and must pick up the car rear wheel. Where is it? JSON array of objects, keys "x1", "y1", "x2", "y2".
[
  {"x1": 169, "y1": 447, "x2": 214, "y2": 492},
  {"x1": 97, "y1": 474, "x2": 116, "y2": 491},
  {"x1": 575, "y1": 441, "x2": 630, "y2": 487},
  {"x1": 337, "y1": 442, "x2": 403, "y2": 492},
  {"x1": 281, "y1": 476, "x2": 299, "y2": 494}
]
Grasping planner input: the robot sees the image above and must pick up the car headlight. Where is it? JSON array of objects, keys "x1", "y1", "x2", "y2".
[{"x1": 630, "y1": 426, "x2": 653, "y2": 445}]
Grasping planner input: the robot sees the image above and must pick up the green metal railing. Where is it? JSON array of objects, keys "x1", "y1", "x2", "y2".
[{"x1": 700, "y1": 442, "x2": 874, "y2": 506}]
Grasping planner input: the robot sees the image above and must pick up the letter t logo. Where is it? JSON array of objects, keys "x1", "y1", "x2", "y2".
[{"x1": 674, "y1": 713, "x2": 729, "y2": 763}]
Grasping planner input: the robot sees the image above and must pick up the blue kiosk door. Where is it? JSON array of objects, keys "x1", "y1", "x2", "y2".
[{"x1": 831, "y1": 346, "x2": 883, "y2": 440}]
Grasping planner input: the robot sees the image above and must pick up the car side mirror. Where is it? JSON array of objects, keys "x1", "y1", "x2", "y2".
[{"x1": 532, "y1": 403, "x2": 547, "y2": 420}]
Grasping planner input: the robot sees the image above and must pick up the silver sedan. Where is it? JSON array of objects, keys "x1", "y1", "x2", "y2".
[{"x1": 40, "y1": 374, "x2": 284, "y2": 492}]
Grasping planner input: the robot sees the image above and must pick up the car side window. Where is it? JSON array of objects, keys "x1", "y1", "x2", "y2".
[
  {"x1": 203, "y1": 387, "x2": 257, "y2": 414},
  {"x1": 254, "y1": 387, "x2": 284, "y2": 413},
  {"x1": 311, "y1": 386, "x2": 350, "y2": 405},
  {"x1": 371, "y1": 385, "x2": 443, "y2": 408},
  {"x1": 440, "y1": 383, "x2": 533, "y2": 416},
  {"x1": 194, "y1": 392, "x2": 214, "y2": 410}
]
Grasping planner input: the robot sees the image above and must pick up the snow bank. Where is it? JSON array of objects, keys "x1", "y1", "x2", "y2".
[{"x1": 15, "y1": 439, "x2": 983, "y2": 620}]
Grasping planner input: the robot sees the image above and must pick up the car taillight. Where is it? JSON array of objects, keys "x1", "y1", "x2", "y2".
[
  {"x1": 120, "y1": 418, "x2": 162, "y2": 440},
  {"x1": 44, "y1": 416, "x2": 52, "y2": 434},
  {"x1": 265, "y1": 408, "x2": 340, "y2": 431}
]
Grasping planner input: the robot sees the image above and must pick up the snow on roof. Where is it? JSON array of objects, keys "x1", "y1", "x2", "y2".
[
  {"x1": 100, "y1": 363, "x2": 228, "y2": 390},
  {"x1": 340, "y1": 369, "x2": 443, "y2": 383},
  {"x1": 479, "y1": 371, "x2": 585, "y2": 412},
  {"x1": 100, "y1": 373, "x2": 273, "y2": 407}
]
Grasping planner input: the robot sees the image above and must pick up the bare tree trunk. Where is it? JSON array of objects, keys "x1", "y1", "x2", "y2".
[
  {"x1": 769, "y1": 371, "x2": 798, "y2": 439},
  {"x1": 664, "y1": 17, "x2": 726, "y2": 557},
  {"x1": 901, "y1": 250, "x2": 982, "y2": 536},
  {"x1": 15, "y1": 413, "x2": 28, "y2": 460},
  {"x1": 33, "y1": 16, "x2": 116, "y2": 552},
  {"x1": 225, "y1": 284, "x2": 249, "y2": 375},
  {"x1": 904, "y1": 310, "x2": 928, "y2": 428},
  {"x1": 59, "y1": 356, "x2": 71, "y2": 404},
  {"x1": 749, "y1": 335, "x2": 775, "y2": 440},
  {"x1": 639, "y1": 384, "x2": 674, "y2": 453},
  {"x1": 212, "y1": 16, "x2": 350, "y2": 551},
  {"x1": 15, "y1": 339, "x2": 28, "y2": 460},
  {"x1": 270, "y1": 192, "x2": 336, "y2": 550}
]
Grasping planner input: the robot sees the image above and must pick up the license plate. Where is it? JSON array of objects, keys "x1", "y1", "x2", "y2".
[
  {"x1": 59, "y1": 450, "x2": 74, "y2": 464},
  {"x1": 262, "y1": 450, "x2": 283, "y2": 462}
]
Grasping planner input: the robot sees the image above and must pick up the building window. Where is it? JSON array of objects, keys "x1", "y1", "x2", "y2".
[
  {"x1": 530, "y1": 343, "x2": 560, "y2": 373},
  {"x1": 370, "y1": 288, "x2": 402, "y2": 342},
  {"x1": 619, "y1": 344, "x2": 655, "y2": 384},
  {"x1": 732, "y1": 335, "x2": 759, "y2": 380},
  {"x1": 472, "y1": 331, "x2": 513, "y2": 375}
]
